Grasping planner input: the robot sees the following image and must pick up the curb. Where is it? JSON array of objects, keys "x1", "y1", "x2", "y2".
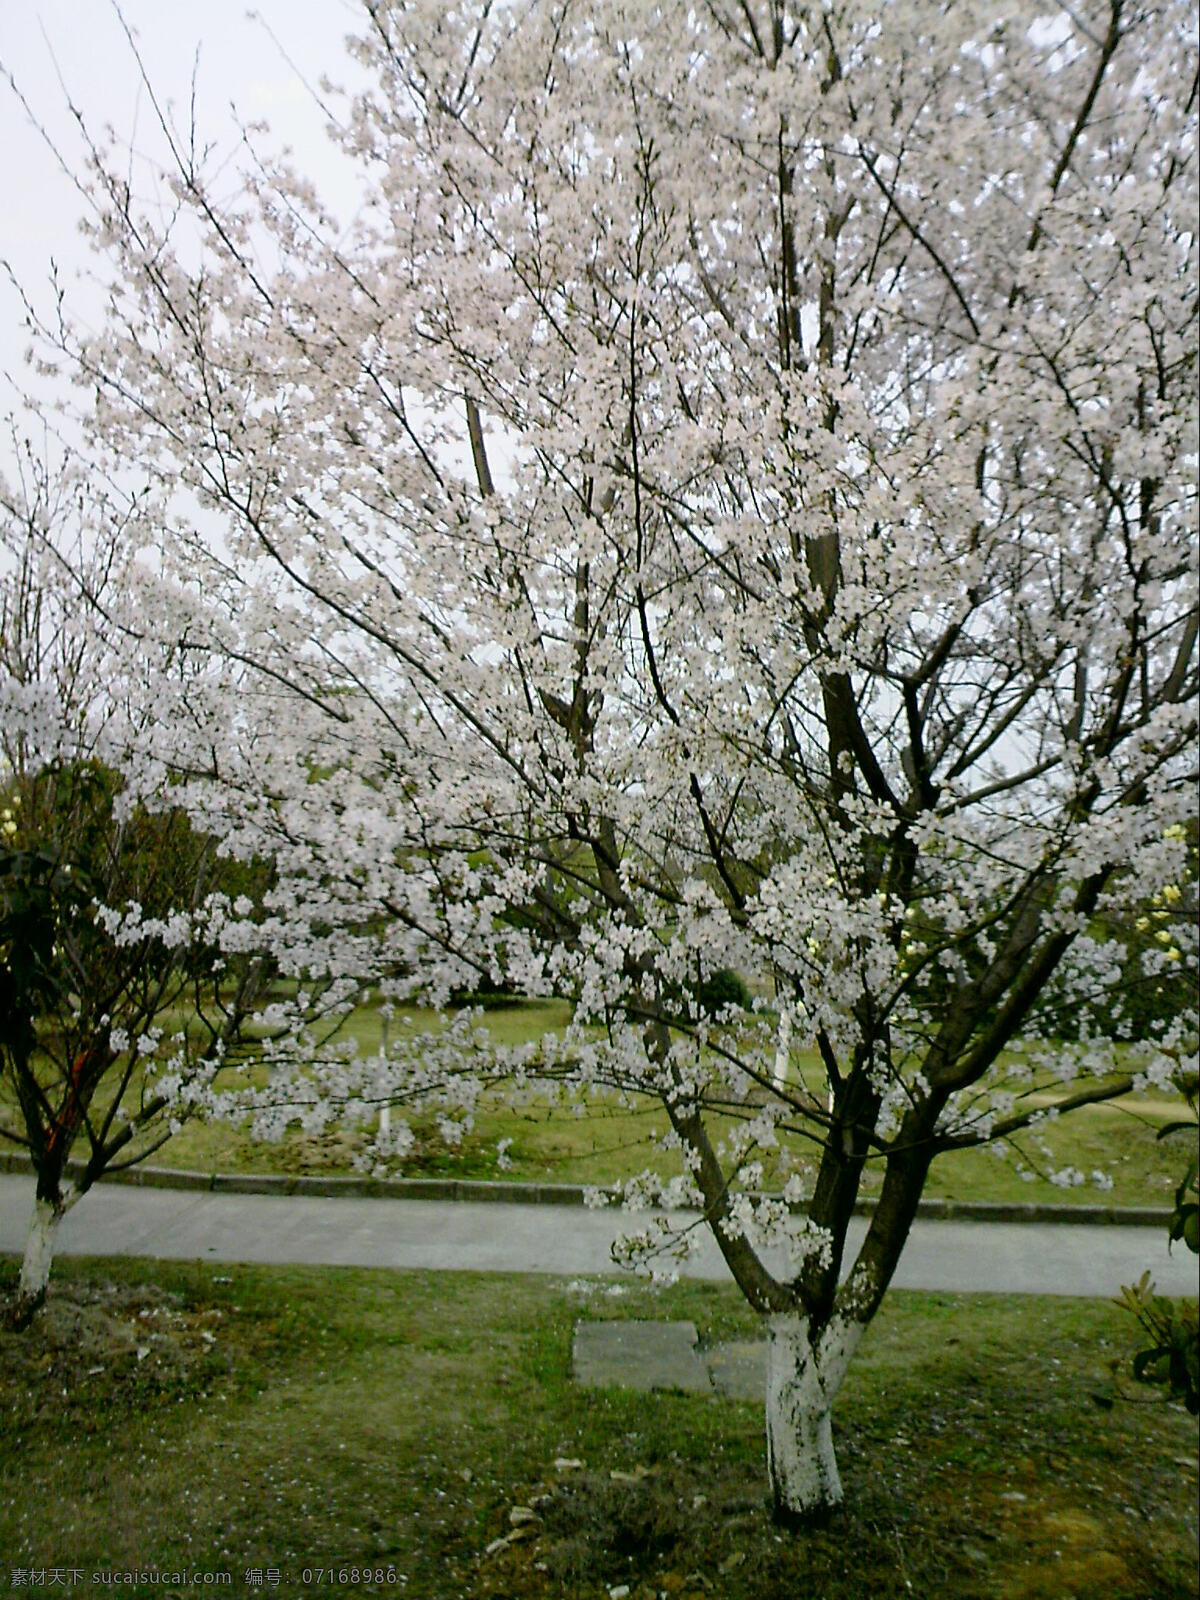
[{"x1": 0, "y1": 1152, "x2": 1172, "y2": 1227}]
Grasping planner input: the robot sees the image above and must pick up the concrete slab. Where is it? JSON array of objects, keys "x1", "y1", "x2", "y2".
[
  {"x1": 705, "y1": 1339, "x2": 767, "y2": 1402},
  {"x1": 573, "y1": 1319, "x2": 710, "y2": 1393},
  {"x1": 572, "y1": 1323, "x2": 768, "y2": 1401}
]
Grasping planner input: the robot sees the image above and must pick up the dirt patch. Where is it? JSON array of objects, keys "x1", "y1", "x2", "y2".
[
  {"x1": 472, "y1": 1461, "x2": 772, "y2": 1600},
  {"x1": 1, "y1": 1276, "x2": 235, "y2": 1430},
  {"x1": 465, "y1": 1434, "x2": 1200, "y2": 1600}
]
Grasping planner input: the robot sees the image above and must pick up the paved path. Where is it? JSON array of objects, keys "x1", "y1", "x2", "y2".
[{"x1": 2, "y1": 1175, "x2": 1196, "y2": 1296}]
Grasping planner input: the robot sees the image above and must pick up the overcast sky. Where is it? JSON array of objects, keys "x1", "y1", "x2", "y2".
[{"x1": 1, "y1": 0, "x2": 370, "y2": 415}]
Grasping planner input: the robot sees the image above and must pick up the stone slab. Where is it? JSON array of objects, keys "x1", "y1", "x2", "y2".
[
  {"x1": 705, "y1": 1339, "x2": 767, "y2": 1402},
  {"x1": 572, "y1": 1322, "x2": 768, "y2": 1401},
  {"x1": 573, "y1": 1319, "x2": 711, "y2": 1393}
]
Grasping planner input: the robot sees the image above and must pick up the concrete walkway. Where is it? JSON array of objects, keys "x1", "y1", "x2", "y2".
[{"x1": 2, "y1": 1174, "x2": 1196, "y2": 1297}]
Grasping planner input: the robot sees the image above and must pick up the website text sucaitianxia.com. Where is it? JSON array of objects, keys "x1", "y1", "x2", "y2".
[
  {"x1": 9, "y1": 1566, "x2": 410, "y2": 1589},
  {"x1": 10, "y1": 1574, "x2": 231, "y2": 1590}
]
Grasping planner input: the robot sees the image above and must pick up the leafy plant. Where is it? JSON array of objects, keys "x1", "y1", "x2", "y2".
[
  {"x1": 1116, "y1": 1079, "x2": 1198, "y2": 1413},
  {"x1": 1114, "y1": 1274, "x2": 1199, "y2": 1415},
  {"x1": 696, "y1": 968, "x2": 754, "y2": 1017},
  {"x1": 1158, "y1": 1083, "x2": 1199, "y2": 1256}
]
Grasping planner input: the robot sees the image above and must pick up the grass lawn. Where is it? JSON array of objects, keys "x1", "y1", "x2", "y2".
[
  {"x1": 6, "y1": 998, "x2": 1191, "y2": 1209},
  {"x1": 149, "y1": 1083, "x2": 1189, "y2": 1212},
  {"x1": 1, "y1": 1255, "x2": 1196, "y2": 1599},
  {"x1": 139, "y1": 999, "x2": 1188, "y2": 1210}
]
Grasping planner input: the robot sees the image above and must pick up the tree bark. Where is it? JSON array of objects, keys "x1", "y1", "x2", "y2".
[
  {"x1": 765, "y1": 1312, "x2": 864, "y2": 1525},
  {"x1": 10, "y1": 1189, "x2": 75, "y2": 1331}
]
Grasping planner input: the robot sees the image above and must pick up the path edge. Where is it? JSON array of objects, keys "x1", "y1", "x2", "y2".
[{"x1": 0, "y1": 1152, "x2": 1171, "y2": 1226}]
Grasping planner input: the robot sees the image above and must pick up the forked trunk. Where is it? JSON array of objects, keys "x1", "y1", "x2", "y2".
[
  {"x1": 10, "y1": 1192, "x2": 73, "y2": 1330},
  {"x1": 765, "y1": 1312, "x2": 864, "y2": 1525}
]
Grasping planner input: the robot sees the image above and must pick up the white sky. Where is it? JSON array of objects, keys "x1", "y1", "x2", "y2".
[{"x1": 0, "y1": 0, "x2": 369, "y2": 413}]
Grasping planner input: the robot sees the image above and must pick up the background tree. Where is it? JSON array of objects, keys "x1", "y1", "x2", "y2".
[
  {"x1": 0, "y1": 444, "x2": 363, "y2": 1328},
  {"x1": 13, "y1": 0, "x2": 1198, "y2": 1519}
]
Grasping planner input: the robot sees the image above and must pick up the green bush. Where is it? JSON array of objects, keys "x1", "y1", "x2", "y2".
[{"x1": 696, "y1": 968, "x2": 753, "y2": 1016}]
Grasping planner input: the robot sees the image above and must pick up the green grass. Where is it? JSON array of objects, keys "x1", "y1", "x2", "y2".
[
  {"x1": 147, "y1": 997, "x2": 1186, "y2": 1210},
  {"x1": 6, "y1": 997, "x2": 1190, "y2": 1208},
  {"x1": 1, "y1": 1256, "x2": 1195, "y2": 1599}
]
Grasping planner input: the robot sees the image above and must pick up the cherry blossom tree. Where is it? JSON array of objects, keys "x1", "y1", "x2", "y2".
[
  {"x1": 0, "y1": 445, "x2": 372, "y2": 1328},
  {"x1": 13, "y1": 0, "x2": 1198, "y2": 1520}
]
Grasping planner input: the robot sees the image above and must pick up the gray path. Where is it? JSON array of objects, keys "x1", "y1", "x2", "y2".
[{"x1": 2, "y1": 1174, "x2": 1196, "y2": 1296}]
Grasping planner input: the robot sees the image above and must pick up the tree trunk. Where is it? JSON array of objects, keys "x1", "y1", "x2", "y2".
[
  {"x1": 765, "y1": 1312, "x2": 864, "y2": 1525},
  {"x1": 9, "y1": 1190, "x2": 74, "y2": 1330}
]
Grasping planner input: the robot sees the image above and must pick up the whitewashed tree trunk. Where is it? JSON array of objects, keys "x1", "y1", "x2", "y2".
[
  {"x1": 11, "y1": 1189, "x2": 76, "y2": 1329},
  {"x1": 772, "y1": 1006, "x2": 792, "y2": 1091},
  {"x1": 765, "y1": 1312, "x2": 864, "y2": 1524}
]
